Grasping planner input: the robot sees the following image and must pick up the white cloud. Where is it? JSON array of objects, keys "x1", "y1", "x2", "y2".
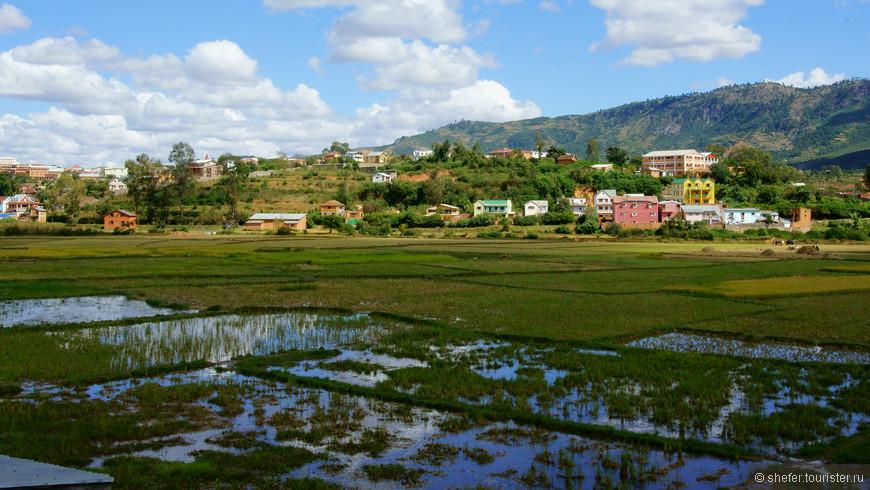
[
  {"x1": 0, "y1": 34, "x2": 536, "y2": 165},
  {"x1": 767, "y1": 68, "x2": 846, "y2": 88},
  {"x1": 0, "y1": 3, "x2": 30, "y2": 35},
  {"x1": 333, "y1": 38, "x2": 498, "y2": 90},
  {"x1": 185, "y1": 40, "x2": 259, "y2": 85},
  {"x1": 307, "y1": 56, "x2": 324, "y2": 74},
  {"x1": 539, "y1": 1, "x2": 561, "y2": 13},
  {"x1": 351, "y1": 80, "x2": 540, "y2": 144},
  {"x1": 589, "y1": 0, "x2": 763, "y2": 66}
]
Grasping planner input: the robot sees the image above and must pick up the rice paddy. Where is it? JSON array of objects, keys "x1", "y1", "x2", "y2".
[{"x1": 0, "y1": 235, "x2": 868, "y2": 488}]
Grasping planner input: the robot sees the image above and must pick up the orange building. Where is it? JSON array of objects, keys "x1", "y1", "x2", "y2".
[
  {"x1": 321, "y1": 200, "x2": 345, "y2": 216},
  {"x1": 103, "y1": 209, "x2": 137, "y2": 230}
]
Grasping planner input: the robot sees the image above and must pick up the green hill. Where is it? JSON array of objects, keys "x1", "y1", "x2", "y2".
[{"x1": 382, "y1": 80, "x2": 870, "y2": 169}]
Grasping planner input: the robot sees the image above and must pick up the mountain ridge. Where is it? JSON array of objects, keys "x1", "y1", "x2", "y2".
[{"x1": 379, "y1": 79, "x2": 870, "y2": 169}]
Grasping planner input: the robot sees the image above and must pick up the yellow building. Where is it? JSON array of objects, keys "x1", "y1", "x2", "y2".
[{"x1": 662, "y1": 178, "x2": 715, "y2": 204}]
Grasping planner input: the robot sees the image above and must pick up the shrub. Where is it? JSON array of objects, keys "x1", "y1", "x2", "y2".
[
  {"x1": 604, "y1": 223, "x2": 622, "y2": 236},
  {"x1": 540, "y1": 211, "x2": 575, "y2": 225},
  {"x1": 513, "y1": 216, "x2": 539, "y2": 226},
  {"x1": 402, "y1": 228, "x2": 420, "y2": 237},
  {"x1": 554, "y1": 224, "x2": 572, "y2": 234}
]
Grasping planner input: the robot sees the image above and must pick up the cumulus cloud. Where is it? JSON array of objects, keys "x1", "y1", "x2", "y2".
[
  {"x1": 589, "y1": 0, "x2": 764, "y2": 66},
  {"x1": 0, "y1": 3, "x2": 30, "y2": 34},
  {"x1": 185, "y1": 40, "x2": 260, "y2": 85},
  {"x1": 0, "y1": 33, "x2": 536, "y2": 165},
  {"x1": 766, "y1": 68, "x2": 846, "y2": 88}
]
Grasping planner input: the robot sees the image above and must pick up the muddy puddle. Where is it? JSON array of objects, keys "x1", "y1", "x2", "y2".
[
  {"x1": 0, "y1": 295, "x2": 196, "y2": 328},
  {"x1": 13, "y1": 368, "x2": 774, "y2": 489},
  {"x1": 626, "y1": 332, "x2": 870, "y2": 364},
  {"x1": 47, "y1": 312, "x2": 404, "y2": 369}
]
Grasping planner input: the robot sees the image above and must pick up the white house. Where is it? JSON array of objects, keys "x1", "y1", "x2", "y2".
[
  {"x1": 102, "y1": 166, "x2": 128, "y2": 178},
  {"x1": 412, "y1": 149, "x2": 433, "y2": 160},
  {"x1": 594, "y1": 189, "x2": 617, "y2": 220},
  {"x1": 473, "y1": 200, "x2": 513, "y2": 217},
  {"x1": 682, "y1": 205, "x2": 723, "y2": 226},
  {"x1": 372, "y1": 172, "x2": 393, "y2": 183},
  {"x1": 524, "y1": 200, "x2": 548, "y2": 217},
  {"x1": 557, "y1": 197, "x2": 587, "y2": 218},
  {"x1": 724, "y1": 208, "x2": 762, "y2": 225},
  {"x1": 108, "y1": 177, "x2": 127, "y2": 194}
]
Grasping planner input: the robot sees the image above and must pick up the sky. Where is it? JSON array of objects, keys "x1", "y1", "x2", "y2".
[{"x1": 0, "y1": 0, "x2": 868, "y2": 166}]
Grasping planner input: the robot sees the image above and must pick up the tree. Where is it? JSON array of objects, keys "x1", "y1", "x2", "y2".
[
  {"x1": 710, "y1": 161, "x2": 732, "y2": 184},
  {"x1": 432, "y1": 138, "x2": 451, "y2": 162},
  {"x1": 321, "y1": 215, "x2": 345, "y2": 233},
  {"x1": 47, "y1": 171, "x2": 87, "y2": 220},
  {"x1": 168, "y1": 142, "x2": 196, "y2": 222},
  {"x1": 585, "y1": 139, "x2": 599, "y2": 162},
  {"x1": 605, "y1": 146, "x2": 628, "y2": 166},
  {"x1": 217, "y1": 153, "x2": 250, "y2": 226},
  {"x1": 322, "y1": 141, "x2": 350, "y2": 159},
  {"x1": 864, "y1": 163, "x2": 870, "y2": 190},
  {"x1": 0, "y1": 172, "x2": 14, "y2": 196},
  {"x1": 546, "y1": 145, "x2": 566, "y2": 161},
  {"x1": 535, "y1": 133, "x2": 545, "y2": 160},
  {"x1": 125, "y1": 153, "x2": 167, "y2": 224},
  {"x1": 705, "y1": 143, "x2": 728, "y2": 159}
]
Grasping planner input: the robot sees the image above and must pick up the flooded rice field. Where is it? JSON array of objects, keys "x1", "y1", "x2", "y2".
[
  {"x1": 4, "y1": 308, "x2": 868, "y2": 488},
  {"x1": 627, "y1": 332, "x2": 870, "y2": 364},
  {"x1": 47, "y1": 312, "x2": 402, "y2": 369},
  {"x1": 0, "y1": 295, "x2": 196, "y2": 328},
  {"x1": 10, "y1": 368, "x2": 774, "y2": 489}
]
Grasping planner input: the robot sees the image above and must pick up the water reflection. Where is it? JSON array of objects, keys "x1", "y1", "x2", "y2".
[
  {"x1": 0, "y1": 295, "x2": 196, "y2": 328},
  {"x1": 50, "y1": 313, "x2": 399, "y2": 369},
  {"x1": 627, "y1": 332, "x2": 870, "y2": 364}
]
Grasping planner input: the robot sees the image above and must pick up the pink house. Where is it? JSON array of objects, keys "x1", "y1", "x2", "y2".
[
  {"x1": 658, "y1": 200, "x2": 682, "y2": 222},
  {"x1": 613, "y1": 194, "x2": 659, "y2": 225}
]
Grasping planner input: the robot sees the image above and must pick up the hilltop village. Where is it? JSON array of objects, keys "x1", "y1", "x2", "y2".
[{"x1": 1, "y1": 143, "x2": 869, "y2": 241}]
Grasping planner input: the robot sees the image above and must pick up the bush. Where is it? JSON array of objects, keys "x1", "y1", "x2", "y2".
[
  {"x1": 604, "y1": 223, "x2": 622, "y2": 236},
  {"x1": 476, "y1": 230, "x2": 502, "y2": 238},
  {"x1": 402, "y1": 228, "x2": 420, "y2": 237},
  {"x1": 524, "y1": 232, "x2": 539, "y2": 239},
  {"x1": 555, "y1": 224, "x2": 572, "y2": 234},
  {"x1": 540, "y1": 211, "x2": 575, "y2": 225},
  {"x1": 512, "y1": 216, "x2": 539, "y2": 226},
  {"x1": 275, "y1": 226, "x2": 293, "y2": 235}
]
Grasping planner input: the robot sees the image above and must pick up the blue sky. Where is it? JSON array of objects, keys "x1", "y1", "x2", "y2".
[{"x1": 0, "y1": 0, "x2": 867, "y2": 165}]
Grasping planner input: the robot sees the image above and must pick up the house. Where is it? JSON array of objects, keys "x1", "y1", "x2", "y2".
[
  {"x1": 642, "y1": 150, "x2": 711, "y2": 176},
  {"x1": 586, "y1": 163, "x2": 613, "y2": 172},
  {"x1": 724, "y1": 207, "x2": 762, "y2": 225},
  {"x1": 640, "y1": 166, "x2": 663, "y2": 178},
  {"x1": 524, "y1": 200, "x2": 549, "y2": 217},
  {"x1": 613, "y1": 195, "x2": 659, "y2": 226},
  {"x1": 245, "y1": 213, "x2": 307, "y2": 231},
  {"x1": 700, "y1": 152, "x2": 719, "y2": 165},
  {"x1": 322, "y1": 152, "x2": 342, "y2": 164},
  {"x1": 557, "y1": 197, "x2": 587, "y2": 218},
  {"x1": 594, "y1": 189, "x2": 617, "y2": 221},
  {"x1": 350, "y1": 150, "x2": 367, "y2": 163},
  {"x1": 412, "y1": 149, "x2": 433, "y2": 160},
  {"x1": 658, "y1": 201, "x2": 681, "y2": 222},
  {"x1": 662, "y1": 178, "x2": 715, "y2": 204},
  {"x1": 372, "y1": 172, "x2": 393, "y2": 183},
  {"x1": 1, "y1": 194, "x2": 42, "y2": 216},
  {"x1": 321, "y1": 200, "x2": 345, "y2": 216},
  {"x1": 363, "y1": 151, "x2": 389, "y2": 165},
  {"x1": 426, "y1": 204, "x2": 462, "y2": 222},
  {"x1": 190, "y1": 156, "x2": 222, "y2": 179},
  {"x1": 791, "y1": 207, "x2": 812, "y2": 231},
  {"x1": 102, "y1": 166, "x2": 128, "y2": 178},
  {"x1": 473, "y1": 200, "x2": 514, "y2": 217},
  {"x1": 760, "y1": 210, "x2": 780, "y2": 223},
  {"x1": 681, "y1": 205, "x2": 723, "y2": 226},
  {"x1": 103, "y1": 209, "x2": 137, "y2": 230},
  {"x1": 108, "y1": 177, "x2": 127, "y2": 194},
  {"x1": 556, "y1": 154, "x2": 578, "y2": 165},
  {"x1": 489, "y1": 149, "x2": 532, "y2": 160},
  {"x1": 346, "y1": 207, "x2": 364, "y2": 221}
]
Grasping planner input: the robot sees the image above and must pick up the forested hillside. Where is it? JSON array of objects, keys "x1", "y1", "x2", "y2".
[{"x1": 383, "y1": 80, "x2": 870, "y2": 169}]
